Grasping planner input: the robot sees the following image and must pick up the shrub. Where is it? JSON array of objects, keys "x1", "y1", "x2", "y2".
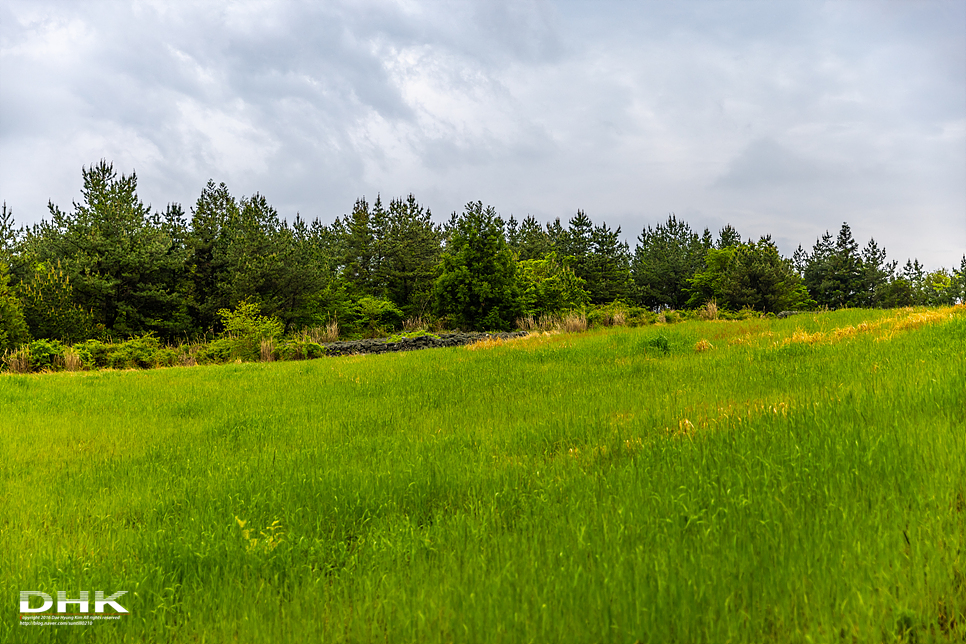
[
  {"x1": 641, "y1": 334, "x2": 671, "y2": 355},
  {"x1": 196, "y1": 338, "x2": 233, "y2": 365},
  {"x1": 28, "y1": 339, "x2": 65, "y2": 371},
  {"x1": 73, "y1": 339, "x2": 111, "y2": 369},
  {"x1": 277, "y1": 337, "x2": 325, "y2": 361},
  {"x1": 217, "y1": 301, "x2": 284, "y2": 361},
  {"x1": 347, "y1": 297, "x2": 404, "y2": 337},
  {"x1": 108, "y1": 335, "x2": 161, "y2": 369}
]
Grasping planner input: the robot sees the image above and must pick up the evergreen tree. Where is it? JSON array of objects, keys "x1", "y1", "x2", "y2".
[
  {"x1": 0, "y1": 203, "x2": 17, "y2": 268},
  {"x1": 377, "y1": 194, "x2": 443, "y2": 318},
  {"x1": 517, "y1": 215, "x2": 551, "y2": 260},
  {"x1": 857, "y1": 238, "x2": 892, "y2": 307},
  {"x1": 632, "y1": 214, "x2": 708, "y2": 309},
  {"x1": 40, "y1": 161, "x2": 190, "y2": 338},
  {"x1": 0, "y1": 261, "x2": 30, "y2": 352},
  {"x1": 952, "y1": 256, "x2": 966, "y2": 304},
  {"x1": 340, "y1": 197, "x2": 377, "y2": 295},
  {"x1": 717, "y1": 224, "x2": 742, "y2": 249},
  {"x1": 588, "y1": 222, "x2": 633, "y2": 303},
  {"x1": 187, "y1": 181, "x2": 238, "y2": 331},
  {"x1": 435, "y1": 202, "x2": 521, "y2": 330},
  {"x1": 802, "y1": 223, "x2": 863, "y2": 308},
  {"x1": 686, "y1": 237, "x2": 814, "y2": 312}
]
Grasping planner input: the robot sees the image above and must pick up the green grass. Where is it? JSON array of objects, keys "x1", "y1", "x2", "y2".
[{"x1": 2, "y1": 307, "x2": 964, "y2": 643}]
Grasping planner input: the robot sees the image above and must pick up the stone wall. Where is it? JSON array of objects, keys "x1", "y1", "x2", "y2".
[{"x1": 321, "y1": 331, "x2": 529, "y2": 357}]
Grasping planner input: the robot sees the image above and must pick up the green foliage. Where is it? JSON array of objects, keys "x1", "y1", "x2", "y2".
[
  {"x1": 517, "y1": 252, "x2": 590, "y2": 317},
  {"x1": 196, "y1": 338, "x2": 234, "y2": 365},
  {"x1": 632, "y1": 214, "x2": 711, "y2": 309},
  {"x1": 640, "y1": 333, "x2": 671, "y2": 354},
  {"x1": 340, "y1": 296, "x2": 404, "y2": 337},
  {"x1": 801, "y1": 223, "x2": 870, "y2": 308},
  {"x1": 276, "y1": 338, "x2": 325, "y2": 361},
  {"x1": 27, "y1": 338, "x2": 65, "y2": 371},
  {"x1": 435, "y1": 202, "x2": 522, "y2": 331},
  {"x1": 687, "y1": 238, "x2": 815, "y2": 313},
  {"x1": 108, "y1": 334, "x2": 162, "y2": 369},
  {"x1": 0, "y1": 262, "x2": 30, "y2": 353},
  {"x1": 37, "y1": 161, "x2": 191, "y2": 339},
  {"x1": 384, "y1": 329, "x2": 441, "y2": 343},
  {"x1": 186, "y1": 180, "x2": 238, "y2": 331},
  {"x1": 18, "y1": 260, "x2": 96, "y2": 343},
  {"x1": 217, "y1": 300, "x2": 284, "y2": 361},
  {"x1": 555, "y1": 211, "x2": 633, "y2": 304},
  {"x1": 73, "y1": 339, "x2": 111, "y2": 369}
]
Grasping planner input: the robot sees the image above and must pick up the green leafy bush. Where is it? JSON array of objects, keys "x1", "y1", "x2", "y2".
[
  {"x1": 108, "y1": 335, "x2": 161, "y2": 369},
  {"x1": 73, "y1": 339, "x2": 111, "y2": 369},
  {"x1": 640, "y1": 334, "x2": 671, "y2": 356},
  {"x1": 217, "y1": 301, "x2": 284, "y2": 361},
  {"x1": 28, "y1": 339, "x2": 65, "y2": 371},
  {"x1": 196, "y1": 338, "x2": 234, "y2": 365},
  {"x1": 345, "y1": 296, "x2": 404, "y2": 337},
  {"x1": 277, "y1": 338, "x2": 325, "y2": 361}
]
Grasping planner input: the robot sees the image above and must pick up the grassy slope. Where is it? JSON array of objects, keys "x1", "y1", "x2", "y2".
[{"x1": 1, "y1": 307, "x2": 964, "y2": 643}]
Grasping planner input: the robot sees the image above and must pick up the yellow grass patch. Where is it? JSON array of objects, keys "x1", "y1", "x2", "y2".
[
  {"x1": 465, "y1": 337, "x2": 505, "y2": 351},
  {"x1": 694, "y1": 339, "x2": 714, "y2": 352},
  {"x1": 890, "y1": 309, "x2": 951, "y2": 331},
  {"x1": 785, "y1": 329, "x2": 825, "y2": 345}
]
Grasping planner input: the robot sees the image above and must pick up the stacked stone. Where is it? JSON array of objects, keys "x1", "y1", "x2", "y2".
[{"x1": 320, "y1": 331, "x2": 529, "y2": 357}]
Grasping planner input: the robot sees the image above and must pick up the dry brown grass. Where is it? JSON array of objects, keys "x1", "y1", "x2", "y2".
[
  {"x1": 302, "y1": 321, "x2": 339, "y2": 344},
  {"x1": 699, "y1": 300, "x2": 719, "y2": 321},
  {"x1": 403, "y1": 317, "x2": 428, "y2": 332},
  {"x1": 694, "y1": 339, "x2": 714, "y2": 352},
  {"x1": 561, "y1": 312, "x2": 588, "y2": 333},
  {"x1": 260, "y1": 339, "x2": 275, "y2": 362},
  {"x1": 3, "y1": 347, "x2": 30, "y2": 374},
  {"x1": 63, "y1": 349, "x2": 83, "y2": 372}
]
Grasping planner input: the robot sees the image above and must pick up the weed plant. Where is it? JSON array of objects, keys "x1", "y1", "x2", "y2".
[{"x1": 1, "y1": 307, "x2": 964, "y2": 643}]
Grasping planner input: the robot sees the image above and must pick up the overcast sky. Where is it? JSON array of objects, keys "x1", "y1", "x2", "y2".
[{"x1": 2, "y1": 0, "x2": 964, "y2": 268}]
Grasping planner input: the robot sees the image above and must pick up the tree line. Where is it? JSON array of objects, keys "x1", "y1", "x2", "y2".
[{"x1": 1, "y1": 161, "x2": 964, "y2": 351}]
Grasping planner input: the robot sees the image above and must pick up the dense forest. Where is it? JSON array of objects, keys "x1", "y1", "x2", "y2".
[{"x1": 1, "y1": 160, "x2": 964, "y2": 353}]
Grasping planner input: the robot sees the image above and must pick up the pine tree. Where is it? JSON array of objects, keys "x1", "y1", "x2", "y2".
[
  {"x1": 187, "y1": 181, "x2": 238, "y2": 331},
  {"x1": 0, "y1": 261, "x2": 30, "y2": 352},
  {"x1": 858, "y1": 238, "x2": 892, "y2": 307},
  {"x1": 517, "y1": 215, "x2": 550, "y2": 260},
  {"x1": 435, "y1": 202, "x2": 521, "y2": 330},
  {"x1": 40, "y1": 161, "x2": 190, "y2": 338},
  {"x1": 632, "y1": 214, "x2": 707, "y2": 309}
]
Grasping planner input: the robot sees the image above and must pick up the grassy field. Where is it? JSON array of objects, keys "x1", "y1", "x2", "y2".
[{"x1": 2, "y1": 307, "x2": 964, "y2": 643}]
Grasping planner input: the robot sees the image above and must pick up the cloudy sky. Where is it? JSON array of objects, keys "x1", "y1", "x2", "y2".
[{"x1": 2, "y1": 0, "x2": 964, "y2": 268}]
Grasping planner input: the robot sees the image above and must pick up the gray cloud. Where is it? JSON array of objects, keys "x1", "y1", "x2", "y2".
[{"x1": 1, "y1": 0, "x2": 962, "y2": 268}]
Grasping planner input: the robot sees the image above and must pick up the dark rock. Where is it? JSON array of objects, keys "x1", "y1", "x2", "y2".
[{"x1": 320, "y1": 331, "x2": 529, "y2": 357}]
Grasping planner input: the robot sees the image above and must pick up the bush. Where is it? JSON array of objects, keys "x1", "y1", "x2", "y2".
[
  {"x1": 345, "y1": 297, "x2": 404, "y2": 337},
  {"x1": 640, "y1": 334, "x2": 671, "y2": 356},
  {"x1": 74, "y1": 339, "x2": 111, "y2": 369},
  {"x1": 196, "y1": 338, "x2": 233, "y2": 365},
  {"x1": 277, "y1": 338, "x2": 325, "y2": 361},
  {"x1": 217, "y1": 301, "x2": 284, "y2": 361},
  {"x1": 108, "y1": 335, "x2": 161, "y2": 369},
  {"x1": 28, "y1": 339, "x2": 65, "y2": 371}
]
